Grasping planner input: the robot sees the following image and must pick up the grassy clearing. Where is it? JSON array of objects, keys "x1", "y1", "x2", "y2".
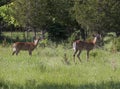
[{"x1": 0, "y1": 44, "x2": 120, "y2": 89}]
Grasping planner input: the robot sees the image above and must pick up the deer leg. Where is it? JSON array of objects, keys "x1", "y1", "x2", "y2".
[
  {"x1": 87, "y1": 50, "x2": 90, "y2": 61},
  {"x1": 77, "y1": 50, "x2": 82, "y2": 62},
  {"x1": 29, "y1": 51, "x2": 32, "y2": 55},
  {"x1": 73, "y1": 49, "x2": 78, "y2": 63},
  {"x1": 12, "y1": 51, "x2": 16, "y2": 55},
  {"x1": 16, "y1": 50, "x2": 20, "y2": 55}
]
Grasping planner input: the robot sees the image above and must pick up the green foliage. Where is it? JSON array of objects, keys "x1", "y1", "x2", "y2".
[
  {"x1": 72, "y1": 0, "x2": 120, "y2": 33},
  {"x1": 46, "y1": 0, "x2": 73, "y2": 25},
  {"x1": 0, "y1": 3, "x2": 17, "y2": 25},
  {"x1": 103, "y1": 32, "x2": 116, "y2": 51},
  {"x1": 103, "y1": 0, "x2": 120, "y2": 33},
  {"x1": 47, "y1": 22, "x2": 68, "y2": 42},
  {"x1": 39, "y1": 38, "x2": 48, "y2": 47},
  {"x1": 103, "y1": 32, "x2": 120, "y2": 52},
  {"x1": 8, "y1": 0, "x2": 76, "y2": 42},
  {"x1": 113, "y1": 37, "x2": 120, "y2": 51},
  {"x1": 11, "y1": 0, "x2": 73, "y2": 29},
  {"x1": 72, "y1": 0, "x2": 100, "y2": 31}
]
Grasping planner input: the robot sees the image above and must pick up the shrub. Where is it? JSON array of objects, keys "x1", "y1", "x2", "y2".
[
  {"x1": 109, "y1": 37, "x2": 120, "y2": 52},
  {"x1": 113, "y1": 37, "x2": 120, "y2": 51}
]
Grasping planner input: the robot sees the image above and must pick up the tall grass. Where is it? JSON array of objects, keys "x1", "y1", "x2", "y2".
[{"x1": 0, "y1": 44, "x2": 120, "y2": 89}]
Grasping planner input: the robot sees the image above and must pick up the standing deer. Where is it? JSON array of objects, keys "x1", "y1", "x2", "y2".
[
  {"x1": 73, "y1": 34, "x2": 101, "y2": 63},
  {"x1": 12, "y1": 38, "x2": 40, "y2": 55}
]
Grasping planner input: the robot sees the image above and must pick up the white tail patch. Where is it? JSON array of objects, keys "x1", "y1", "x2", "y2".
[
  {"x1": 73, "y1": 42, "x2": 76, "y2": 51},
  {"x1": 13, "y1": 47, "x2": 16, "y2": 51},
  {"x1": 13, "y1": 43, "x2": 16, "y2": 51}
]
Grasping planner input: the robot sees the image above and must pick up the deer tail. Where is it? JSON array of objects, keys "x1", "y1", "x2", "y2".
[
  {"x1": 12, "y1": 43, "x2": 16, "y2": 51},
  {"x1": 73, "y1": 42, "x2": 76, "y2": 51}
]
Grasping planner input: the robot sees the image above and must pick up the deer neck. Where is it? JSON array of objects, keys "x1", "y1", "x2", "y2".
[
  {"x1": 34, "y1": 39, "x2": 39, "y2": 47},
  {"x1": 92, "y1": 37, "x2": 97, "y2": 44}
]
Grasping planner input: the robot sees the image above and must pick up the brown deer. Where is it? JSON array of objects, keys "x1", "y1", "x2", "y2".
[
  {"x1": 73, "y1": 34, "x2": 101, "y2": 63},
  {"x1": 12, "y1": 38, "x2": 40, "y2": 55}
]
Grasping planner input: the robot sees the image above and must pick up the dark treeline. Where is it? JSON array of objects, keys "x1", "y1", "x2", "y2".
[
  {"x1": 0, "y1": 0, "x2": 120, "y2": 42},
  {"x1": 0, "y1": 0, "x2": 11, "y2": 7}
]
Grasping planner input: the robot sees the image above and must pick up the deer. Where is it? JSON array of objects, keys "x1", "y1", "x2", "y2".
[
  {"x1": 12, "y1": 37, "x2": 40, "y2": 55},
  {"x1": 73, "y1": 34, "x2": 101, "y2": 63}
]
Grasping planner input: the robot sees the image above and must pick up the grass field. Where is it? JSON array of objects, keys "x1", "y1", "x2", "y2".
[{"x1": 0, "y1": 43, "x2": 120, "y2": 89}]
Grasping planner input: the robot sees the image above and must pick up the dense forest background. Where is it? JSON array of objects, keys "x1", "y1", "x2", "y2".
[{"x1": 0, "y1": 0, "x2": 120, "y2": 42}]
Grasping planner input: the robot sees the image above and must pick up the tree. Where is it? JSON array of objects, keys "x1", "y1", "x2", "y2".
[
  {"x1": 72, "y1": 0, "x2": 102, "y2": 32},
  {"x1": 12, "y1": 0, "x2": 49, "y2": 30},
  {"x1": 101, "y1": 0, "x2": 120, "y2": 35},
  {"x1": 0, "y1": 4, "x2": 17, "y2": 25},
  {"x1": 0, "y1": 2, "x2": 17, "y2": 38},
  {"x1": 72, "y1": 0, "x2": 120, "y2": 36},
  {"x1": 11, "y1": 0, "x2": 76, "y2": 41}
]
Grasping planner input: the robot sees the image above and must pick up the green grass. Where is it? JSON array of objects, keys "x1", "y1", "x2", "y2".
[{"x1": 0, "y1": 44, "x2": 120, "y2": 89}]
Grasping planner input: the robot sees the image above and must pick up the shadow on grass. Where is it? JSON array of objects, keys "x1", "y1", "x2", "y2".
[{"x1": 0, "y1": 79, "x2": 120, "y2": 89}]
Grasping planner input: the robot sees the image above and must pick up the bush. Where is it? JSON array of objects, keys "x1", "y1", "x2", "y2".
[
  {"x1": 113, "y1": 37, "x2": 120, "y2": 51},
  {"x1": 108, "y1": 37, "x2": 120, "y2": 52}
]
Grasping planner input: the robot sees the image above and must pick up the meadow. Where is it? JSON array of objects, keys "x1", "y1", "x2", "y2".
[{"x1": 0, "y1": 32, "x2": 120, "y2": 89}]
